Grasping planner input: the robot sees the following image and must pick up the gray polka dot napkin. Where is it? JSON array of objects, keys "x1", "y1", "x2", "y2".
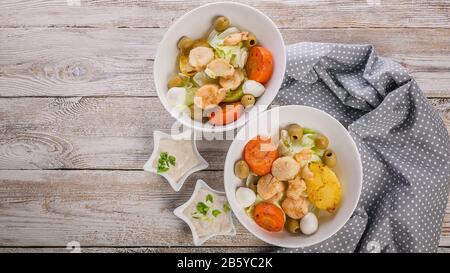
[{"x1": 275, "y1": 43, "x2": 450, "y2": 253}]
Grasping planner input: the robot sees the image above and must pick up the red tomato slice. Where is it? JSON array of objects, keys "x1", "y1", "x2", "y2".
[
  {"x1": 246, "y1": 46, "x2": 274, "y2": 84},
  {"x1": 208, "y1": 102, "x2": 244, "y2": 125}
]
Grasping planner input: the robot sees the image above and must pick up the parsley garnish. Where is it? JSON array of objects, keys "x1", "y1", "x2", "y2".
[
  {"x1": 157, "y1": 152, "x2": 176, "y2": 173},
  {"x1": 223, "y1": 203, "x2": 231, "y2": 213},
  {"x1": 206, "y1": 194, "x2": 213, "y2": 203},
  {"x1": 192, "y1": 195, "x2": 230, "y2": 220},
  {"x1": 196, "y1": 202, "x2": 209, "y2": 215},
  {"x1": 212, "y1": 210, "x2": 221, "y2": 217}
]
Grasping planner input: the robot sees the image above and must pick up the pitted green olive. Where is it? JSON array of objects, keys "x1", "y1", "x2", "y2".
[
  {"x1": 235, "y1": 160, "x2": 250, "y2": 179},
  {"x1": 214, "y1": 16, "x2": 230, "y2": 32},
  {"x1": 315, "y1": 134, "x2": 329, "y2": 149},
  {"x1": 177, "y1": 36, "x2": 194, "y2": 51},
  {"x1": 288, "y1": 124, "x2": 303, "y2": 141},
  {"x1": 285, "y1": 218, "x2": 301, "y2": 234},
  {"x1": 241, "y1": 94, "x2": 255, "y2": 108},
  {"x1": 323, "y1": 149, "x2": 337, "y2": 168},
  {"x1": 244, "y1": 34, "x2": 257, "y2": 48},
  {"x1": 248, "y1": 178, "x2": 258, "y2": 193}
]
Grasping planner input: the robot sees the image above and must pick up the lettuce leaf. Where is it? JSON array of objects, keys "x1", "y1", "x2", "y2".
[{"x1": 207, "y1": 27, "x2": 248, "y2": 68}]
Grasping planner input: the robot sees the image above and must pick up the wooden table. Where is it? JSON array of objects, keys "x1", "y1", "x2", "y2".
[{"x1": 0, "y1": 0, "x2": 449, "y2": 253}]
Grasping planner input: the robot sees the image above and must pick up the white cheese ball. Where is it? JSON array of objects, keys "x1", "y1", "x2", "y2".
[
  {"x1": 300, "y1": 212, "x2": 319, "y2": 235},
  {"x1": 235, "y1": 187, "x2": 256, "y2": 208},
  {"x1": 166, "y1": 87, "x2": 186, "y2": 107},
  {"x1": 243, "y1": 80, "x2": 265, "y2": 97}
]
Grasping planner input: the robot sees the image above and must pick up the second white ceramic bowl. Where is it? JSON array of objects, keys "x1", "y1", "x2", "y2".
[
  {"x1": 224, "y1": 105, "x2": 363, "y2": 248},
  {"x1": 154, "y1": 2, "x2": 286, "y2": 132}
]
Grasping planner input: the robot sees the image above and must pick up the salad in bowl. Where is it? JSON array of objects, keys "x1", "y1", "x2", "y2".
[
  {"x1": 167, "y1": 16, "x2": 274, "y2": 126},
  {"x1": 224, "y1": 106, "x2": 362, "y2": 248},
  {"x1": 154, "y1": 2, "x2": 285, "y2": 132}
]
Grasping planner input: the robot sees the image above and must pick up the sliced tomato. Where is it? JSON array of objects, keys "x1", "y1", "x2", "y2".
[
  {"x1": 254, "y1": 202, "x2": 285, "y2": 232},
  {"x1": 243, "y1": 136, "x2": 278, "y2": 176},
  {"x1": 208, "y1": 102, "x2": 244, "y2": 125},
  {"x1": 245, "y1": 46, "x2": 273, "y2": 84}
]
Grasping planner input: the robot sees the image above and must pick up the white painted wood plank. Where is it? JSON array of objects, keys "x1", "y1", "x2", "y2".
[
  {"x1": 1, "y1": 28, "x2": 449, "y2": 97},
  {"x1": 0, "y1": 0, "x2": 449, "y2": 28},
  {"x1": 0, "y1": 170, "x2": 448, "y2": 247},
  {"x1": 0, "y1": 97, "x2": 448, "y2": 170}
]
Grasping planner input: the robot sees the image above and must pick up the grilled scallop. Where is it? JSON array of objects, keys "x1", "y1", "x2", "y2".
[
  {"x1": 282, "y1": 197, "x2": 308, "y2": 220},
  {"x1": 257, "y1": 174, "x2": 285, "y2": 202},
  {"x1": 219, "y1": 69, "x2": 244, "y2": 90},
  {"x1": 271, "y1": 156, "x2": 300, "y2": 181},
  {"x1": 194, "y1": 84, "x2": 226, "y2": 109},
  {"x1": 206, "y1": 59, "x2": 235, "y2": 78},
  {"x1": 188, "y1": 46, "x2": 214, "y2": 69}
]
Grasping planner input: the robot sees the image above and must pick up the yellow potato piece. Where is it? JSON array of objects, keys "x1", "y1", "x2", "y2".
[{"x1": 305, "y1": 162, "x2": 342, "y2": 212}]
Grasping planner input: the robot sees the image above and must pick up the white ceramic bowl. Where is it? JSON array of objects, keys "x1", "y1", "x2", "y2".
[
  {"x1": 224, "y1": 105, "x2": 363, "y2": 248},
  {"x1": 154, "y1": 2, "x2": 286, "y2": 132}
]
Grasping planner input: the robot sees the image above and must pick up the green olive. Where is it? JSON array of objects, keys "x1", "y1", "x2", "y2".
[
  {"x1": 189, "y1": 104, "x2": 203, "y2": 122},
  {"x1": 248, "y1": 178, "x2": 258, "y2": 193},
  {"x1": 177, "y1": 36, "x2": 194, "y2": 51},
  {"x1": 241, "y1": 94, "x2": 255, "y2": 108},
  {"x1": 213, "y1": 16, "x2": 230, "y2": 32},
  {"x1": 235, "y1": 160, "x2": 250, "y2": 179},
  {"x1": 315, "y1": 134, "x2": 329, "y2": 149},
  {"x1": 192, "y1": 38, "x2": 210, "y2": 49},
  {"x1": 285, "y1": 218, "x2": 301, "y2": 234},
  {"x1": 244, "y1": 34, "x2": 257, "y2": 48},
  {"x1": 288, "y1": 124, "x2": 303, "y2": 141},
  {"x1": 167, "y1": 75, "x2": 183, "y2": 88},
  {"x1": 323, "y1": 149, "x2": 337, "y2": 168}
]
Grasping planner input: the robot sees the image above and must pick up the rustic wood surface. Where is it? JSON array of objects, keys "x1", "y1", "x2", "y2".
[{"x1": 0, "y1": 0, "x2": 449, "y2": 253}]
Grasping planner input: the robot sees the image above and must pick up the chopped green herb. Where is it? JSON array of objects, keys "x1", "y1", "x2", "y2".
[
  {"x1": 192, "y1": 213, "x2": 201, "y2": 219},
  {"x1": 303, "y1": 128, "x2": 316, "y2": 134},
  {"x1": 223, "y1": 203, "x2": 231, "y2": 213},
  {"x1": 206, "y1": 194, "x2": 213, "y2": 203},
  {"x1": 196, "y1": 202, "x2": 209, "y2": 215},
  {"x1": 157, "y1": 152, "x2": 176, "y2": 173},
  {"x1": 212, "y1": 209, "x2": 221, "y2": 217},
  {"x1": 168, "y1": 155, "x2": 176, "y2": 166}
]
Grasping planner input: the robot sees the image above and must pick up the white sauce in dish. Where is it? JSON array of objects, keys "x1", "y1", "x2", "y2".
[
  {"x1": 153, "y1": 138, "x2": 199, "y2": 182},
  {"x1": 183, "y1": 188, "x2": 233, "y2": 238}
]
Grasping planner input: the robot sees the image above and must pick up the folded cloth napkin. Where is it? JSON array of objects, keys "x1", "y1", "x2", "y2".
[{"x1": 274, "y1": 43, "x2": 450, "y2": 253}]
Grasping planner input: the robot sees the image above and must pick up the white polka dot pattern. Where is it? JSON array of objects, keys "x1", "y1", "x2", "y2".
[{"x1": 275, "y1": 43, "x2": 450, "y2": 253}]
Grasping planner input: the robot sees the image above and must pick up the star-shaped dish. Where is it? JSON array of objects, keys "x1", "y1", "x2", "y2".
[
  {"x1": 143, "y1": 130, "x2": 208, "y2": 192},
  {"x1": 174, "y1": 179, "x2": 236, "y2": 246}
]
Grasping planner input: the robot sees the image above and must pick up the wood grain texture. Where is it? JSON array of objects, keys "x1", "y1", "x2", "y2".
[
  {"x1": 0, "y1": 246, "x2": 276, "y2": 253},
  {"x1": 0, "y1": 169, "x2": 448, "y2": 247},
  {"x1": 0, "y1": 0, "x2": 449, "y2": 28},
  {"x1": 0, "y1": 170, "x2": 267, "y2": 247},
  {"x1": 0, "y1": 97, "x2": 449, "y2": 170},
  {"x1": 2, "y1": 246, "x2": 448, "y2": 253},
  {"x1": 1, "y1": 0, "x2": 449, "y2": 253},
  {"x1": 1, "y1": 27, "x2": 450, "y2": 97}
]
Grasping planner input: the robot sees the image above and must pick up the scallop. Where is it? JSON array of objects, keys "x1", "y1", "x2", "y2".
[
  {"x1": 235, "y1": 187, "x2": 256, "y2": 208},
  {"x1": 271, "y1": 156, "x2": 300, "y2": 181},
  {"x1": 242, "y1": 80, "x2": 265, "y2": 97},
  {"x1": 300, "y1": 212, "x2": 318, "y2": 235},
  {"x1": 188, "y1": 46, "x2": 214, "y2": 69}
]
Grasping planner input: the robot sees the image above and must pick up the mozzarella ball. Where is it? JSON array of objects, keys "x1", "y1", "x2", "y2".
[
  {"x1": 167, "y1": 87, "x2": 186, "y2": 107},
  {"x1": 300, "y1": 212, "x2": 319, "y2": 235},
  {"x1": 243, "y1": 80, "x2": 265, "y2": 97},
  {"x1": 235, "y1": 187, "x2": 256, "y2": 207}
]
